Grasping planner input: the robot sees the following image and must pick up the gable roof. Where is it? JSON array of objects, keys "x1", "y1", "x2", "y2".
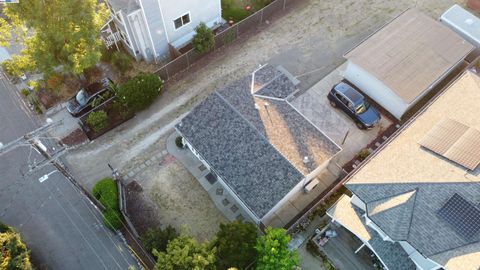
[
  {"x1": 176, "y1": 65, "x2": 340, "y2": 218},
  {"x1": 345, "y1": 71, "x2": 480, "y2": 270},
  {"x1": 328, "y1": 195, "x2": 416, "y2": 270},
  {"x1": 344, "y1": 9, "x2": 474, "y2": 104},
  {"x1": 367, "y1": 189, "x2": 417, "y2": 240}
]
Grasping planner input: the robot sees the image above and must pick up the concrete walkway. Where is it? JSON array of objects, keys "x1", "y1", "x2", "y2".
[{"x1": 166, "y1": 131, "x2": 253, "y2": 223}]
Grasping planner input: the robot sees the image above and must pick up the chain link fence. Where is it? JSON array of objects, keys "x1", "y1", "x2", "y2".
[{"x1": 154, "y1": 0, "x2": 296, "y2": 81}]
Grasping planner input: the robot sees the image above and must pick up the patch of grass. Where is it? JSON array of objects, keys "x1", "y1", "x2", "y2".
[{"x1": 221, "y1": 0, "x2": 271, "y2": 22}]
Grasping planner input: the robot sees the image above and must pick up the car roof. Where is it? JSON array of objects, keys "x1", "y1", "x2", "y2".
[{"x1": 334, "y1": 82, "x2": 364, "y2": 104}]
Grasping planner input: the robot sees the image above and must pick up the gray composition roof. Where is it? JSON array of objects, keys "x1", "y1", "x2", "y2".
[
  {"x1": 346, "y1": 182, "x2": 480, "y2": 258},
  {"x1": 342, "y1": 200, "x2": 417, "y2": 270},
  {"x1": 176, "y1": 65, "x2": 340, "y2": 218},
  {"x1": 106, "y1": 0, "x2": 140, "y2": 14}
]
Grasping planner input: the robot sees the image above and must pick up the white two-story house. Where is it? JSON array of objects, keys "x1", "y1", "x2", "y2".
[{"x1": 102, "y1": 0, "x2": 223, "y2": 62}]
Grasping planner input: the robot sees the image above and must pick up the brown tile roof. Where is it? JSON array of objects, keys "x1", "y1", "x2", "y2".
[{"x1": 344, "y1": 9, "x2": 474, "y2": 103}]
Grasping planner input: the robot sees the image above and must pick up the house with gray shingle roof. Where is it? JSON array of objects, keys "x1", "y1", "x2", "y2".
[
  {"x1": 327, "y1": 70, "x2": 480, "y2": 270},
  {"x1": 176, "y1": 65, "x2": 341, "y2": 225}
]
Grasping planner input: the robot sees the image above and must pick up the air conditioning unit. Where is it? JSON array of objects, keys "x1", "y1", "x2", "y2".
[{"x1": 304, "y1": 178, "x2": 319, "y2": 193}]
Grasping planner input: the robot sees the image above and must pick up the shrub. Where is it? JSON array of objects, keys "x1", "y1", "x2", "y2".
[
  {"x1": 357, "y1": 149, "x2": 370, "y2": 161},
  {"x1": 192, "y1": 22, "x2": 214, "y2": 54},
  {"x1": 92, "y1": 177, "x2": 119, "y2": 210},
  {"x1": 141, "y1": 226, "x2": 179, "y2": 254},
  {"x1": 92, "y1": 178, "x2": 123, "y2": 231},
  {"x1": 20, "y1": 88, "x2": 30, "y2": 97},
  {"x1": 117, "y1": 73, "x2": 163, "y2": 113},
  {"x1": 111, "y1": 51, "x2": 132, "y2": 74},
  {"x1": 86, "y1": 110, "x2": 109, "y2": 133},
  {"x1": 1, "y1": 55, "x2": 34, "y2": 78},
  {"x1": 103, "y1": 209, "x2": 123, "y2": 230},
  {"x1": 175, "y1": 136, "x2": 183, "y2": 148}
]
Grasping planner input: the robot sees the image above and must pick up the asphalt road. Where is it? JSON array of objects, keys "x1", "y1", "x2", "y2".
[{"x1": 0, "y1": 72, "x2": 139, "y2": 269}]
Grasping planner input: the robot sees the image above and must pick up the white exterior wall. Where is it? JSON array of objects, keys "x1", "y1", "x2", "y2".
[
  {"x1": 138, "y1": 0, "x2": 169, "y2": 61},
  {"x1": 343, "y1": 61, "x2": 409, "y2": 120},
  {"x1": 399, "y1": 241, "x2": 443, "y2": 270},
  {"x1": 350, "y1": 194, "x2": 366, "y2": 211},
  {"x1": 158, "y1": 0, "x2": 222, "y2": 48}
]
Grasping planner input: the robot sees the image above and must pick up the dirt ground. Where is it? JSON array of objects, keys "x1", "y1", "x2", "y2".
[
  {"x1": 65, "y1": 0, "x2": 464, "y2": 244},
  {"x1": 126, "y1": 153, "x2": 227, "y2": 241}
]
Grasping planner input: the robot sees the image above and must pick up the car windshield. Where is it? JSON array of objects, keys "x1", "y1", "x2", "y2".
[
  {"x1": 75, "y1": 89, "x2": 88, "y2": 106},
  {"x1": 355, "y1": 101, "x2": 370, "y2": 114}
]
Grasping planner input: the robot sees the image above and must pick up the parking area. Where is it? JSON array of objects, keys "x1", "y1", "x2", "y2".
[{"x1": 290, "y1": 62, "x2": 394, "y2": 167}]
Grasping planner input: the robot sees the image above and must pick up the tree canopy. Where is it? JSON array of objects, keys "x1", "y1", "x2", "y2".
[
  {"x1": 0, "y1": 224, "x2": 32, "y2": 270},
  {"x1": 214, "y1": 221, "x2": 258, "y2": 269},
  {"x1": 153, "y1": 235, "x2": 216, "y2": 270},
  {"x1": 255, "y1": 227, "x2": 299, "y2": 270},
  {"x1": 141, "y1": 225, "x2": 179, "y2": 254},
  {"x1": 0, "y1": 0, "x2": 109, "y2": 76}
]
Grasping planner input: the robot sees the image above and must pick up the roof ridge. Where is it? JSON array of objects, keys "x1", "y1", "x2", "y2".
[
  {"x1": 405, "y1": 188, "x2": 419, "y2": 241},
  {"x1": 214, "y1": 91, "x2": 305, "y2": 177}
]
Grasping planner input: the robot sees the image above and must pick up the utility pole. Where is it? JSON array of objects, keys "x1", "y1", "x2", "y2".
[{"x1": 0, "y1": 119, "x2": 105, "y2": 211}]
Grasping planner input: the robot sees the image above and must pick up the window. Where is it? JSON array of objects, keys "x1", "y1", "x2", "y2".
[{"x1": 174, "y1": 13, "x2": 190, "y2": 29}]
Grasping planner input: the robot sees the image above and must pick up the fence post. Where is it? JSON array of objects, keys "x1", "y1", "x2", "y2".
[
  {"x1": 260, "y1": 9, "x2": 264, "y2": 23},
  {"x1": 283, "y1": 0, "x2": 286, "y2": 10}
]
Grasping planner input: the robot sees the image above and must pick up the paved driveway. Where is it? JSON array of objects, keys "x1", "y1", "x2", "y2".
[{"x1": 290, "y1": 63, "x2": 393, "y2": 167}]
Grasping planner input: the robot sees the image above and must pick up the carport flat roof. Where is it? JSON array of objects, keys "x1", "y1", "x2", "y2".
[{"x1": 344, "y1": 9, "x2": 474, "y2": 104}]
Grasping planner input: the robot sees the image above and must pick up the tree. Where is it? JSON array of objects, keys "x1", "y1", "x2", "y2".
[
  {"x1": 153, "y1": 235, "x2": 216, "y2": 270},
  {"x1": 255, "y1": 227, "x2": 299, "y2": 270},
  {"x1": 117, "y1": 73, "x2": 163, "y2": 113},
  {"x1": 192, "y1": 22, "x2": 214, "y2": 54},
  {"x1": 0, "y1": 0, "x2": 109, "y2": 76},
  {"x1": 214, "y1": 221, "x2": 258, "y2": 269},
  {"x1": 0, "y1": 225, "x2": 33, "y2": 270},
  {"x1": 141, "y1": 226, "x2": 179, "y2": 254}
]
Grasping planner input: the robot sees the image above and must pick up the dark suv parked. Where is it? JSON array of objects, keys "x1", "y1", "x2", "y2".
[
  {"x1": 66, "y1": 78, "x2": 115, "y2": 117},
  {"x1": 327, "y1": 81, "x2": 381, "y2": 129}
]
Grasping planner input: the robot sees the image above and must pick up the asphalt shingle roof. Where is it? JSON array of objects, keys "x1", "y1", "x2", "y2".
[
  {"x1": 176, "y1": 65, "x2": 339, "y2": 218},
  {"x1": 346, "y1": 182, "x2": 480, "y2": 257}
]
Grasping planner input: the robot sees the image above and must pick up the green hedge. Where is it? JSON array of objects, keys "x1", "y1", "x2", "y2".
[
  {"x1": 86, "y1": 110, "x2": 109, "y2": 133},
  {"x1": 92, "y1": 178, "x2": 122, "y2": 230},
  {"x1": 93, "y1": 178, "x2": 119, "y2": 210}
]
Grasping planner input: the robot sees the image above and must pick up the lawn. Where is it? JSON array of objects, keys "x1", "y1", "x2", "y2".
[{"x1": 222, "y1": 0, "x2": 272, "y2": 22}]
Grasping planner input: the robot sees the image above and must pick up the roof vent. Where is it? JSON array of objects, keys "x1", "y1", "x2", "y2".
[
  {"x1": 254, "y1": 103, "x2": 259, "y2": 110},
  {"x1": 465, "y1": 18, "x2": 474, "y2": 25},
  {"x1": 303, "y1": 156, "x2": 310, "y2": 164}
]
